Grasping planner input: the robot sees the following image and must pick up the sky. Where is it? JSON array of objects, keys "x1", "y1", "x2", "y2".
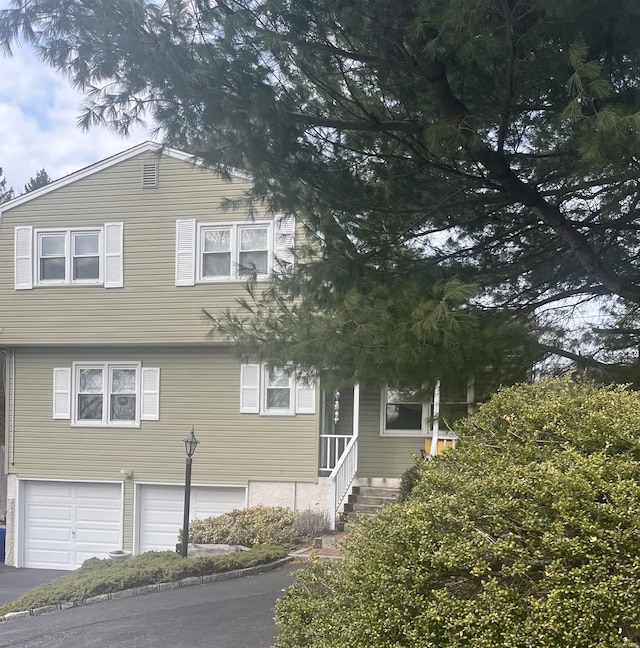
[{"x1": 0, "y1": 10, "x2": 151, "y2": 195}]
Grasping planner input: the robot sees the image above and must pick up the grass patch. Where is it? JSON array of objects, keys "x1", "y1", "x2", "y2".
[{"x1": 0, "y1": 544, "x2": 288, "y2": 616}]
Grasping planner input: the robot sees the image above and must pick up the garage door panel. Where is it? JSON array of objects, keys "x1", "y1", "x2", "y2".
[
  {"x1": 75, "y1": 528, "x2": 122, "y2": 545},
  {"x1": 26, "y1": 505, "x2": 73, "y2": 523},
  {"x1": 76, "y1": 507, "x2": 121, "y2": 524},
  {"x1": 25, "y1": 548, "x2": 74, "y2": 570},
  {"x1": 23, "y1": 481, "x2": 122, "y2": 570},
  {"x1": 28, "y1": 525, "x2": 73, "y2": 542},
  {"x1": 27, "y1": 482, "x2": 74, "y2": 498},
  {"x1": 137, "y1": 485, "x2": 246, "y2": 554}
]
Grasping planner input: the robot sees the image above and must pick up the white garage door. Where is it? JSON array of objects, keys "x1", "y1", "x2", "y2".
[
  {"x1": 137, "y1": 485, "x2": 246, "y2": 553},
  {"x1": 22, "y1": 481, "x2": 122, "y2": 570}
]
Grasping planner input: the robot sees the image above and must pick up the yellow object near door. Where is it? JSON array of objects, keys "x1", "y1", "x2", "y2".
[{"x1": 422, "y1": 437, "x2": 457, "y2": 458}]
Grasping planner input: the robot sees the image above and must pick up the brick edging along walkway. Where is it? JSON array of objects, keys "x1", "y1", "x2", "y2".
[{"x1": 0, "y1": 556, "x2": 294, "y2": 623}]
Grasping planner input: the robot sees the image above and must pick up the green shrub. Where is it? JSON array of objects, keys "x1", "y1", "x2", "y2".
[
  {"x1": 398, "y1": 461, "x2": 422, "y2": 502},
  {"x1": 181, "y1": 506, "x2": 300, "y2": 547},
  {"x1": 0, "y1": 545, "x2": 287, "y2": 616},
  {"x1": 274, "y1": 377, "x2": 640, "y2": 647}
]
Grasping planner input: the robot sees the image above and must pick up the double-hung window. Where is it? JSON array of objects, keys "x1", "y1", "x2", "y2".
[
  {"x1": 264, "y1": 367, "x2": 294, "y2": 413},
  {"x1": 52, "y1": 362, "x2": 160, "y2": 427},
  {"x1": 175, "y1": 216, "x2": 294, "y2": 286},
  {"x1": 239, "y1": 363, "x2": 316, "y2": 415},
  {"x1": 200, "y1": 222, "x2": 271, "y2": 281},
  {"x1": 38, "y1": 229, "x2": 101, "y2": 284},
  {"x1": 15, "y1": 223, "x2": 124, "y2": 290},
  {"x1": 382, "y1": 379, "x2": 474, "y2": 438},
  {"x1": 75, "y1": 363, "x2": 140, "y2": 426}
]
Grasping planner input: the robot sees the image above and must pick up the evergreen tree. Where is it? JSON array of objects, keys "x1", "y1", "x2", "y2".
[
  {"x1": 23, "y1": 168, "x2": 51, "y2": 193},
  {"x1": 2, "y1": 0, "x2": 640, "y2": 381},
  {"x1": 0, "y1": 167, "x2": 13, "y2": 204}
]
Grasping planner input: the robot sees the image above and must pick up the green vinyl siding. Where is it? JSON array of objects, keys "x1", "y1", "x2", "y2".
[
  {"x1": 6, "y1": 346, "x2": 319, "y2": 485},
  {"x1": 0, "y1": 152, "x2": 273, "y2": 345},
  {"x1": 356, "y1": 390, "x2": 422, "y2": 479}
]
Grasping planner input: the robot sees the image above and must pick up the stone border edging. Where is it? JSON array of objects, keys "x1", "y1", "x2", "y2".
[{"x1": 0, "y1": 556, "x2": 294, "y2": 623}]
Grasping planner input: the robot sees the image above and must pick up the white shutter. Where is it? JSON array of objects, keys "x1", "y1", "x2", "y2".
[
  {"x1": 104, "y1": 222, "x2": 124, "y2": 288},
  {"x1": 175, "y1": 219, "x2": 196, "y2": 286},
  {"x1": 141, "y1": 368, "x2": 160, "y2": 421},
  {"x1": 295, "y1": 379, "x2": 316, "y2": 414},
  {"x1": 14, "y1": 226, "x2": 33, "y2": 290},
  {"x1": 274, "y1": 215, "x2": 295, "y2": 272},
  {"x1": 240, "y1": 364, "x2": 260, "y2": 413},
  {"x1": 52, "y1": 367, "x2": 71, "y2": 420}
]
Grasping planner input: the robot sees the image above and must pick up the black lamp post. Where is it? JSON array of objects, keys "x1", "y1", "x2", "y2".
[{"x1": 181, "y1": 426, "x2": 199, "y2": 558}]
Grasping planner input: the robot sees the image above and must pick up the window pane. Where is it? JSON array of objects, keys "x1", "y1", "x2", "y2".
[
  {"x1": 440, "y1": 379, "x2": 468, "y2": 402},
  {"x1": 267, "y1": 388, "x2": 290, "y2": 409},
  {"x1": 438, "y1": 403, "x2": 469, "y2": 427},
  {"x1": 111, "y1": 395, "x2": 136, "y2": 421},
  {"x1": 78, "y1": 394, "x2": 103, "y2": 420},
  {"x1": 73, "y1": 233, "x2": 99, "y2": 255},
  {"x1": 112, "y1": 368, "x2": 136, "y2": 393},
  {"x1": 40, "y1": 258, "x2": 65, "y2": 281},
  {"x1": 79, "y1": 368, "x2": 103, "y2": 392},
  {"x1": 41, "y1": 234, "x2": 65, "y2": 256},
  {"x1": 73, "y1": 257, "x2": 100, "y2": 280},
  {"x1": 387, "y1": 387, "x2": 421, "y2": 404},
  {"x1": 239, "y1": 251, "x2": 268, "y2": 274},
  {"x1": 203, "y1": 229, "x2": 230, "y2": 252},
  {"x1": 203, "y1": 252, "x2": 231, "y2": 276},
  {"x1": 240, "y1": 228, "x2": 268, "y2": 250},
  {"x1": 267, "y1": 368, "x2": 289, "y2": 387},
  {"x1": 386, "y1": 403, "x2": 422, "y2": 430}
]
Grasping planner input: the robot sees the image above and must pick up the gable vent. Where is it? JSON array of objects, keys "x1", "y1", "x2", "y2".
[{"x1": 142, "y1": 162, "x2": 158, "y2": 188}]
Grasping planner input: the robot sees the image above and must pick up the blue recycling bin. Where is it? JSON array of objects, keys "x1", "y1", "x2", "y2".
[{"x1": 0, "y1": 527, "x2": 5, "y2": 562}]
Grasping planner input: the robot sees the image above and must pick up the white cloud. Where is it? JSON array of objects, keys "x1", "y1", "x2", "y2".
[{"x1": 0, "y1": 28, "x2": 151, "y2": 193}]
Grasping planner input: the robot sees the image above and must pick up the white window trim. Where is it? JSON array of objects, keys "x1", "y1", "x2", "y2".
[
  {"x1": 197, "y1": 220, "x2": 273, "y2": 283},
  {"x1": 262, "y1": 366, "x2": 295, "y2": 416},
  {"x1": 71, "y1": 361, "x2": 142, "y2": 428},
  {"x1": 380, "y1": 380, "x2": 473, "y2": 438},
  {"x1": 35, "y1": 227, "x2": 103, "y2": 286}
]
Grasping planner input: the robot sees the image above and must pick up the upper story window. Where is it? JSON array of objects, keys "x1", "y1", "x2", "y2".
[
  {"x1": 199, "y1": 223, "x2": 270, "y2": 279},
  {"x1": 175, "y1": 216, "x2": 295, "y2": 287},
  {"x1": 14, "y1": 223, "x2": 124, "y2": 290},
  {"x1": 199, "y1": 222, "x2": 271, "y2": 281},
  {"x1": 38, "y1": 229, "x2": 101, "y2": 284},
  {"x1": 382, "y1": 379, "x2": 474, "y2": 438}
]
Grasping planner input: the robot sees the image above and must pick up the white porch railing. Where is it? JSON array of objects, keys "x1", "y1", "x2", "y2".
[
  {"x1": 328, "y1": 435, "x2": 358, "y2": 530},
  {"x1": 327, "y1": 384, "x2": 360, "y2": 530},
  {"x1": 319, "y1": 435, "x2": 353, "y2": 474}
]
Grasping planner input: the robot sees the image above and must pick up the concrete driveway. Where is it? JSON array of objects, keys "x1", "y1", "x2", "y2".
[{"x1": 0, "y1": 563, "x2": 298, "y2": 647}]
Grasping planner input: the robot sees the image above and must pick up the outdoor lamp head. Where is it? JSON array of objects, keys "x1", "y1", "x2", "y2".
[{"x1": 184, "y1": 426, "x2": 199, "y2": 458}]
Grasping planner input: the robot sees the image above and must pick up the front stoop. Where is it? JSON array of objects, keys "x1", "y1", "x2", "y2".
[{"x1": 338, "y1": 486, "x2": 400, "y2": 530}]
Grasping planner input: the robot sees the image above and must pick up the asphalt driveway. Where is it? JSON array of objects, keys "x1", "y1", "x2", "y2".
[
  {"x1": 0, "y1": 565, "x2": 69, "y2": 606},
  {"x1": 0, "y1": 563, "x2": 298, "y2": 647}
]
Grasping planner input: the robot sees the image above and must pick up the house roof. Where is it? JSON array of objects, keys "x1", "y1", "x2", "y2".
[{"x1": 0, "y1": 141, "x2": 246, "y2": 219}]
